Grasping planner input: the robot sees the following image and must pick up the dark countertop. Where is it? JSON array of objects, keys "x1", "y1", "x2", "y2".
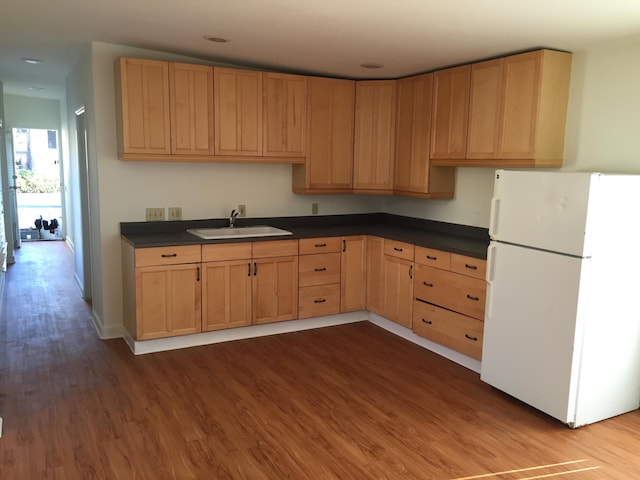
[{"x1": 121, "y1": 213, "x2": 490, "y2": 259}]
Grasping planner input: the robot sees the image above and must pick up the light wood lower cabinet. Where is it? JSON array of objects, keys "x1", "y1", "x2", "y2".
[
  {"x1": 122, "y1": 243, "x2": 202, "y2": 340},
  {"x1": 298, "y1": 237, "x2": 340, "y2": 319},
  {"x1": 366, "y1": 236, "x2": 385, "y2": 316},
  {"x1": 341, "y1": 236, "x2": 367, "y2": 312}
]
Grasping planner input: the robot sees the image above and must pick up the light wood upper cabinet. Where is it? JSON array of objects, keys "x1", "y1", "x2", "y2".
[
  {"x1": 263, "y1": 73, "x2": 307, "y2": 157},
  {"x1": 116, "y1": 57, "x2": 171, "y2": 156},
  {"x1": 214, "y1": 67, "x2": 263, "y2": 156},
  {"x1": 394, "y1": 73, "x2": 455, "y2": 199},
  {"x1": 430, "y1": 65, "x2": 471, "y2": 160},
  {"x1": 292, "y1": 76, "x2": 355, "y2": 193},
  {"x1": 169, "y1": 62, "x2": 215, "y2": 156},
  {"x1": 463, "y1": 49, "x2": 572, "y2": 167},
  {"x1": 353, "y1": 80, "x2": 397, "y2": 194}
]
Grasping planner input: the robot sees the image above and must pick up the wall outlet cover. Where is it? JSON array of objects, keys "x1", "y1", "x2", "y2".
[
  {"x1": 145, "y1": 207, "x2": 165, "y2": 221},
  {"x1": 168, "y1": 207, "x2": 182, "y2": 220}
]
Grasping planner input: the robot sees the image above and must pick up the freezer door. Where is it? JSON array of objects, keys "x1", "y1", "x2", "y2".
[
  {"x1": 489, "y1": 170, "x2": 599, "y2": 257},
  {"x1": 481, "y1": 242, "x2": 588, "y2": 424}
]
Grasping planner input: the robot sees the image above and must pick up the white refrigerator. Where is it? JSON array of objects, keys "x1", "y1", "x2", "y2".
[{"x1": 481, "y1": 169, "x2": 640, "y2": 428}]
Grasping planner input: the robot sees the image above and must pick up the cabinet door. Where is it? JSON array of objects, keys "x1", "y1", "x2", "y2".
[
  {"x1": 431, "y1": 65, "x2": 471, "y2": 159},
  {"x1": 253, "y1": 255, "x2": 299, "y2": 324},
  {"x1": 135, "y1": 263, "x2": 201, "y2": 340},
  {"x1": 117, "y1": 57, "x2": 171, "y2": 155},
  {"x1": 169, "y1": 63, "x2": 214, "y2": 155},
  {"x1": 341, "y1": 236, "x2": 367, "y2": 312},
  {"x1": 353, "y1": 80, "x2": 397, "y2": 193},
  {"x1": 467, "y1": 58, "x2": 504, "y2": 159},
  {"x1": 299, "y1": 76, "x2": 355, "y2": 191},
  {"x1": 214, "y1": 67, "x2": 263, "y2": 156},
  {"x1": 500, "y1": 51, "x2": 542, "y2": 159},
  {"x1": 202, "y1": 259, "x2": 252, "y2": 331},
  {"x1": 394, "y1": 74, "x2": 433, "y2": 194},
  {"x1": 366, "y1": 236, "x2": 385, "y2": 316},
  {"x1": 383, "y1": 255, "x2": 414, "y2": 328},
  {"x1": 263, "y1": 73, "x2": 306, "y2": 157}
]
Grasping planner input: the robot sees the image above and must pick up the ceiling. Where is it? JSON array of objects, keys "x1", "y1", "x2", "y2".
[{"x1": 2, "y1": 0, "x2": 640, "y2": 100}]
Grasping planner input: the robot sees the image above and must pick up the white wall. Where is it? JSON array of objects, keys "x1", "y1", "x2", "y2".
[
  {"x1": 3, "y1": 95, "x2": 61, "y2": 130},
  {"x1": 386, "y1": 34, "x2": 640, "y2": 228},
  {"x1": 88, "y1": 41, "x2": 384, "y2": 336}
]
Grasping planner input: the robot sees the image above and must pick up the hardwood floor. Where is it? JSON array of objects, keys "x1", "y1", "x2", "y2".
[{"x1": 1, "y1": 241, "x2": 639, "y2": 479}]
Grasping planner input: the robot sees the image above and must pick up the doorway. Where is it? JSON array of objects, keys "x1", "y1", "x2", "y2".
[{"x1": 12, "y1": 128, "x2": 63, "y2": 242}]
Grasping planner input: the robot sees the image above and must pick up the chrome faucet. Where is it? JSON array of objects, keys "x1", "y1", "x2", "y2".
[{"x1": 229, "y1": 209, "x2": 240, "y2": 228}]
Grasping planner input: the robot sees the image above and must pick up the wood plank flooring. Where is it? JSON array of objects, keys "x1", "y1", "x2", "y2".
[{"x1": 0, "y1": 241, "x2": 639, "y2": 479}]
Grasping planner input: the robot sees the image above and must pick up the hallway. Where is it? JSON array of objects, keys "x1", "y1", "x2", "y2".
[{"x1": 0, "y1": 242, "x2": 639, "y2": 479}]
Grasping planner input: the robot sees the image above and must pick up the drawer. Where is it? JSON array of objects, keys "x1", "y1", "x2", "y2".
[
  {"x1": 451, "y1": 254, "x2": 487, "y2": 280},
  {"x1": 202, "y1": 242, "x2": 252, "y2": 262},
  {"x1": 252, "y1": 239, "x2": 298, "y2": 258},
  {"x1": 298, "y1": 253, "x2": 341, "y2": 287},
  {"x1": 299, "y1": 237, "x2": 341, "y2": 255},
  {"x1": 135, "y1": 245, "x2": 201, "y2": 267},
  {"x1": 298, "y1": 284, "x2": 340, "y2": 319},
  {"x1": 412, "y1": 300, "x2": 483, "y2": 360},
  {"x1": 414, "y1": 264, "x2": 486, "y2": 320},
  {"x1": 384, "y1": 239, "x2": 414, "y2": 261},
  {"x1": 414, "y1": 246, "x2": 451, "y2": 270}
]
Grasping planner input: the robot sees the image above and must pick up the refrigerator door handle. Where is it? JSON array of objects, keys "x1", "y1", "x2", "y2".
[
  {"x1": 489, "y1": 197, "x2": 500, "y2": 239},
  {"x1": 486, "y1": 243, "x2": 496, "y2": 282}
]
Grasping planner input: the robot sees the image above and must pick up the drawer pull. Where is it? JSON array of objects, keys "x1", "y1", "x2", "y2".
[
  {"x1": 465, "y1": 263, "x2": 478, "y2": 270},
  {"x1": 315, "y1": 243, "x2": 327, "y2": 247},
  {"x1": 465, "y1": 334, "x2": 478, "y2": 342},
  {"x1": 247, "y1": 262, "x2": 251, "y2": 277},
  {"x1": 314, "y1": 298, "x2": 326, "y2": 303},
  {"x1": 314, "y1": 267, "x2": 327, "y2": 272},
  {"x1": 161, "y1": 253, "x2": 177, "y2": 258},
  {"x1": 426, "y1": 255, "x2": 437, "y2": 260},
  {"x1": 394, "y1": 247, "x2": 403, "y2": 252},
  {"x1": 342, "y1": 239, "x2": 346, "y2": 252},
  {"x1": 253, "y1": 262, "x2": 257, "y2": 276},
  {"x1": 423, "y1": 281, "x2": 433, "y2": 287},
  {"x1": 196, "y1": 267, "x2": 200, "y2": 282},
  {"x1": 421, "y1": 318, "x2": 432, "y2": 325},
  {"x1": 409, "y1": 265, "x2": 413, "y2": 279},
  {"x1": 466, "y1": 294, "x2": 480, "y2": 301}
]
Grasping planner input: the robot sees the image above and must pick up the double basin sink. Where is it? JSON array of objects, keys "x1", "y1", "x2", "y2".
[{"x1": 187, "y1": 225, "x2": 292, "y2": 240}]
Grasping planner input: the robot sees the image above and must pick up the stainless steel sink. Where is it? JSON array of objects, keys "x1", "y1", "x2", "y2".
[{"x1": 187, "y1": 225, "x2": 293, "y2": 240}]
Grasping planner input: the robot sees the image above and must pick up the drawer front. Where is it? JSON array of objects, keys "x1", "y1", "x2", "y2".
[
  {"x1": 384, "y1": 239, "x2": 415, "y2": 261},
  {"x1": 135, "y1": 245, "x2": 201, "y2": 267},
  {"x1": 451, "y1": 254, "x2": 487, "y2": 280},
  {"x1": 414, "y1": 246, "x2": 451, "y2": 270},
  {"x1": 201, "y1": 242, "x2": 252, "y2": 262},
  {"x1": 298, "y1": 253, "x2": 341, "y2": 287},
  {"x1": 412, "y1": 300, "x2": 483, "y2": 360},
  {"x1": 299, "y1": 237, "x2": 341, "y2": 255},
  {"x1": 252, "y1": 239, "x2": 299, "y2": 258},
  {"x1": 298, "y1": 284, "x2": 340, "y2": 319},
  {"x1": 414, "y1": 264, "x2": 486, "y2": 320}
]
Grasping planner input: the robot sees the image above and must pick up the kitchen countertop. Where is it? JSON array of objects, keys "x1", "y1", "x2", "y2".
[{"x1": 121, "y1": 213, "x2": 490, "y2": 259}]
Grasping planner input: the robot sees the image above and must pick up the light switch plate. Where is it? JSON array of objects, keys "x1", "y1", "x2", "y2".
[
  {"x1": 145, "y1": 207, "x2": 165, "y2": 221},
  {"x1": 168, "y1": 207, "x2": 182, "y2": 220}
]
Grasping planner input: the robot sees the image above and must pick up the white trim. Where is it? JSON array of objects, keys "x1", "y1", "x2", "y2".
[
  {"x1": 126, "y1": 311, "x2": 369, "y2": 355},
  {"x1": 368, "y1": 313, "x2": 482, "y2": 373},
  {"x1": 90, "y1": 312, "x2": 124, "y2": 339},
  {"x1": 0, "y1": 417, "x2": 3, "y2": 438}
]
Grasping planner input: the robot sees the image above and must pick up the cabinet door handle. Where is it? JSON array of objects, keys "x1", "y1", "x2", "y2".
[
  {"x1": 409, "y1": 264, "x2": 413, "y2": 279},
  {"x1": 253, "y1": 262, "x2": 257, "y2": 276},
  {"x1": 342, "y1": 239, "x2": 346, "y2": 252},
  {"x1": 196, "y1": 267, "x2": 200, "y2": 282},
  {"x1": 465, "y1": 263, "x2": 478, "y2": 270},
  {"x1": 247, "y1": 262, "x2": 251, "y2": 277},
  {"x1": 315, "y1": 243, "x2": 327, "y2": 248},
  {"x1": 423, "y1": 281, "x2": 433, "y2": 287},
  {"x1": 466, "y1": 294, "x2": 479, "y2": 301},
  {"x1": 314, "y1": 298, "x2": 326, "y2": 303},
  {"x1": 394, "y1": 247, "x2": 403, "y2": 252},
  {"x1": 465, "y1": 334, "x2": 478, "y2": 342},
  {"x1": 314, "y1": 267, "x2": 327, "y2": 272},
  {"x1": 421, "y1": 318, "x2": 432, "y2": 325},
  {"x1": 426, "y1": 255, "x2": 437, "y2": 260},
  {"x1": 161, "y1": 253, "x2": 177, "y2": 258}
]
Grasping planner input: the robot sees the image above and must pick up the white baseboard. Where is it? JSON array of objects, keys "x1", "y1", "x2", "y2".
[
  {"x1": 125, "y1": 311, "x2": 369, "y2": 355},
  {"x1": 90, "y1": 312, "x2": 124, "y2": 340}
]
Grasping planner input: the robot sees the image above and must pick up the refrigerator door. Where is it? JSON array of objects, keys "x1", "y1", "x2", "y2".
[
  {"x1": 481, "y1": 241, "x2": 589, "y2": 425},
  {"x1": 489, "y1": 170, "x2": 599, "y2": 257}
]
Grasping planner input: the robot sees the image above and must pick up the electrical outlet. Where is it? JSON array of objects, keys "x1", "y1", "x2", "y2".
[
  {"x1": 237, "y1": 204, "x2": 246, "y2": 217},
  {"x1": 145, "y1": 207, "x2": 165, "y2": 221},
  {"x1": 168, "y1": 207, "x2": 182, "y2": 220},
  {"x1": 312, "y1": 203, "x2": 319, "y2": 215}
]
